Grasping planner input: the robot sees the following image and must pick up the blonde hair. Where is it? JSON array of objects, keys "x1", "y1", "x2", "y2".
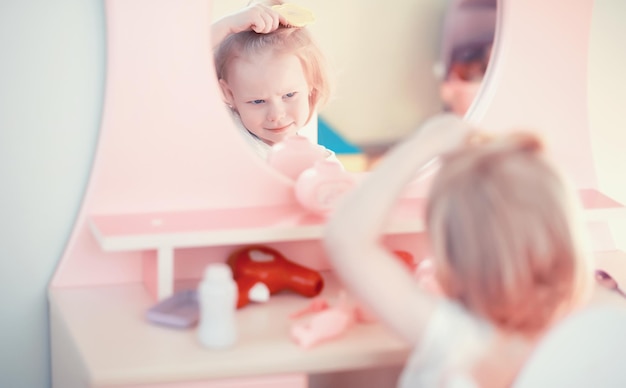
[
  {"x1": 425, "y1": 132, "x2": 592, "y2": 335},
  {"x1": 214, "y1": 14, "x2": 332, "y2": 123}
]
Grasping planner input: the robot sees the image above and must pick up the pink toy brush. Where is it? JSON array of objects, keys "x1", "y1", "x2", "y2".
[{"x1": 290, "y1": 291, "x2": 355, "y2": 349}]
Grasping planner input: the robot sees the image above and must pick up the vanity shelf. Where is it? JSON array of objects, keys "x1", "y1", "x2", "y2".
[
  {"x1": 88, "y1": 189, "x2": 626, "y2": 300},
  {"x1": 88, "y1": 198, "x2": 427, "y2": 300},
  {"x1": 88, "y1": 198, "x2": 427, "y2": 252}
]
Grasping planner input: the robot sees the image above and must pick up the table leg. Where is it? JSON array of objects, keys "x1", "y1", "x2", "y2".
[{"x1": 157, "y1": 246, "x2": 174, "y2": 300}]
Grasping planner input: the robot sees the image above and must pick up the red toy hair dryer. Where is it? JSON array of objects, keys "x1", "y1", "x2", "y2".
[{"x1": 227, "y1": 245, "x2": 324, "y2": 308}]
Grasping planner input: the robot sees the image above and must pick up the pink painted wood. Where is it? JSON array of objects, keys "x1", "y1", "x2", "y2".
[
  {"x1": 100, "y1": 374, "x2": 307, "y2": 388},
  {"x1": 473, "y1": 1, "x2": 596, "y2": 190},
  {"x1": 90, "y1": 189, "x2": 621, "y2": 244},
  {"x1": 579, "y1": 189, "x2": 624, "y2": 209},
  {"x1": 89, "y1": 198, "x2": 426, "y2": 245},
  {"x1": 51, "y1": 0, "x2": 295, "y2": 289}
]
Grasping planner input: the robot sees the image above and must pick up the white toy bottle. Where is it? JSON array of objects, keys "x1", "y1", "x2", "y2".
[{"x1": 197, "y1": 263, "x2": 238, "y2": 349}]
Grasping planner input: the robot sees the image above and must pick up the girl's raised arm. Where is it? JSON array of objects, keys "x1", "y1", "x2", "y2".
[{"x1": 323, "y1": 114, "x2": 470, "y2": 345}]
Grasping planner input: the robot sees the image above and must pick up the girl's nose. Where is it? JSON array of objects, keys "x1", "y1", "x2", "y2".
[{"x1": 267, "y1": 103, "x2": 286, "y2": 122}]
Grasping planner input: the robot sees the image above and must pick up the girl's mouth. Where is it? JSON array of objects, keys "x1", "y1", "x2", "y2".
[{"x1": 266, "y1": 123, "x2": 293, "y2": 133}]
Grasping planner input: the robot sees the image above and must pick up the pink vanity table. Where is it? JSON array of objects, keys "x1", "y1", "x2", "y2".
[
  {"x1": 51, "y1": 189, "x2": 626, "y2": 388},
  {"x1": 49, "y1": 0, "x2": 626, "y2": 387}
]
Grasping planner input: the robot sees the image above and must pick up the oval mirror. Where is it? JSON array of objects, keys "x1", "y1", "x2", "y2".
[{"x1": 211, "y1": 0, "x2": 497, "y2": 172}]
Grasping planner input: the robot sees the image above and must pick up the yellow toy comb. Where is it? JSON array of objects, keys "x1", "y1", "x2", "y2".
[{"x1": 272, "y1": 3, "x2": 315, "y2": 27}]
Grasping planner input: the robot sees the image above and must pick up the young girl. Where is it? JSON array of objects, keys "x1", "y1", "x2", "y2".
[
  {"x1": 212, "y1": 1, "x2": 333, "y2": 159},
  {"x1": 323, "y1": 114, "x2": 594, "y2": 387}
]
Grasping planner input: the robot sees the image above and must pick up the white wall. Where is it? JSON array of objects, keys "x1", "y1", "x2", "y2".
[
  {"x1": 0, "y1": 1, "x2": 104, "y2": 387},
  {"x1": 588, "y1": 0, "x2": 626, "y2": 250},
  {"x1": 0, "y1": 1, "x2": 623, "y2": 387}
]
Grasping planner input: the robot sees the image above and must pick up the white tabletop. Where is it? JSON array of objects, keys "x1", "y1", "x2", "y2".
[{"x1": 49, "y1": 272, "x2": 411, "y2": 387}]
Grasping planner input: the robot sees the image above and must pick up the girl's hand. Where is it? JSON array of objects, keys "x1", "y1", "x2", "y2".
[
  {"x1": 212, "y1": 4, "x2": 287, "y2": 48},
  {"x1": 226, "y1": 4, "x2": 285, "y2": 35}
]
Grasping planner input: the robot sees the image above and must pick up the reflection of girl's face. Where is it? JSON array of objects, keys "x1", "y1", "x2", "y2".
[{"x1": 221, "y1": 52, "x2": 311, "y2": 145}]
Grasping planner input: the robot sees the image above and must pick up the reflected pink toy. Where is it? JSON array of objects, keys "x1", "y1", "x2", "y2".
[
  {"x1": 228, "y1": 245, "x2": 324, "y2": 308},
  {"x1": 267, "y1": 135, "x2": 328, "y2": 180},
  {"x1": 295, "y1": 160, "x2": 355, "y2": 215}
]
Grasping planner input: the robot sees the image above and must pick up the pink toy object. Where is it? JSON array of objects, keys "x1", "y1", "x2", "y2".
[
  {"x1": 267, "y1": 135, "x2": 328, "y2": 180},
  {"x1": 415, "y1": 258, "x2": 443, "y2": 295},
  {"x1": 393, "y1": 251, "x2": 443, "y2": 295},
  {"x1": 227, "y1": 245, "x2": 324, "y2": 308},
  {"x1": 289, "y1": 298, "x2": 329, "y2": 319},
  {"x1": 289, "y1": 291, "x2": 378, "y2": 349},
  {"x1": 287, "y1": 254, "x2": 441, "y2": 349},
  {"x1": 393, "y1": 250, "x2": 418, "y2": 272},
  {"x1": 295, "y1": 160, "x2": 356, "y2": 215}
]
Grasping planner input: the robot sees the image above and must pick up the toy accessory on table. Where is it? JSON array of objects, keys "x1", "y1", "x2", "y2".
[
  {"x1": 145, "y1": 289, "x2": 199, "y2": 329},
  {"x1": 197, "y1": 263, "x2": 238, "y2": 349},
  {"x1": 289, "y1": 290, "x2": 379, "y2": 349},
  {"x1": 272, "y1": 3, "x2": 315, "y2": 27},
  {"x1": 228, "y1": 245, "x2": 324, "y2": 308}
]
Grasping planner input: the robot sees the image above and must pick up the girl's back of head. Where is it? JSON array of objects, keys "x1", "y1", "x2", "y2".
[{"x1": 426, "y1": 132, "x2": 592, "y2": 335}]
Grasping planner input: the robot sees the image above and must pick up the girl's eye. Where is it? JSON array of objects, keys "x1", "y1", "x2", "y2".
[
  {"x1": 249, "y1": 99, "x2": 265, "y2": 105},
  {"x1": 284, "y1": 92, "x2": 297, "y2": 98}
]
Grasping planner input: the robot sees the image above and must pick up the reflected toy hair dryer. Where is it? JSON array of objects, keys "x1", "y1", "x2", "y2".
[{"x1": 227, "y1": 245, "x2": 324, "y2": 308}]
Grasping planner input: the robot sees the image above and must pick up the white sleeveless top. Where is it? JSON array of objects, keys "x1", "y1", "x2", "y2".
[
  {"x1": 398, "y1": 301, "x2": 493, "y2": 388},
  {"x1": 230, "y1": 111, "x2": 337, "y2": 161}
]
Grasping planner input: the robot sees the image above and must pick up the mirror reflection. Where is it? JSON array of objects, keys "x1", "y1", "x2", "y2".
[
  {"x1": 211, "y1": 0, "x2": 497, "y2": 171},
  {"x1": 212, "y1": 1, "x2": 332, "y2": 160}
]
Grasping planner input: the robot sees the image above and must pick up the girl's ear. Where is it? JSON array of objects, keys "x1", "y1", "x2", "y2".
[{"x1": 219, "y1": 79, "x2": 235, "y2": 108}]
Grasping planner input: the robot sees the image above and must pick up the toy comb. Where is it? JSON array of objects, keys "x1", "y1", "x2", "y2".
[{"x1": 272, "y1": 3, "x2": 315, "y2": 27}]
